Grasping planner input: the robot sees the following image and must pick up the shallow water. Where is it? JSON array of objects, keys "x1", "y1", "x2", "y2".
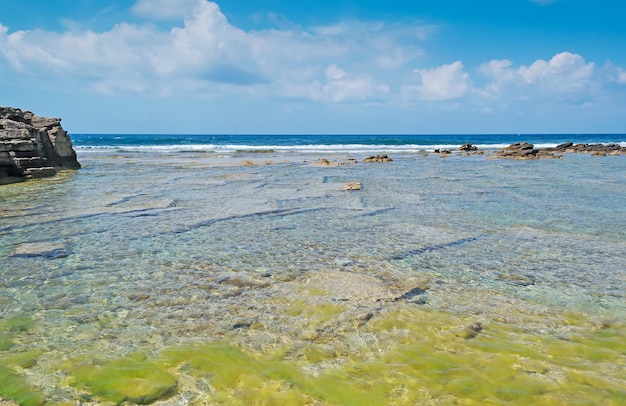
[{"x1": 1, "y1": 150, "x2": 625, "y2": 404}]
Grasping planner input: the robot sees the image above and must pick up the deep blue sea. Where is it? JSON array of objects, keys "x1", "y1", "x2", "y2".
[
  {"x1": 71, "y1": 133, "x2": 626, "y2": 154},
  {"x1": 1, "y1": 133, "x2": 625, "y2": 404}
]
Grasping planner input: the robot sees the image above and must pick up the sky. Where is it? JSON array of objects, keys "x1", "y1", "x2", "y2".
[{"x1": 1, "y1": 0, "x2": 625, "y2": 134}]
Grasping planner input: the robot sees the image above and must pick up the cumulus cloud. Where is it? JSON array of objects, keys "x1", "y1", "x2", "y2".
[
  {"x1": 480, "y1": 52, "x2": 595, "y2": 96},
  {"x1": 0, "y1": 1, "x2": 425, "y2": 102},
  {"x1": 0, "y1": 1, "x2": 621, "y2": 115},
  {"x1": 519, "y1": 52, "x2": 594, "y2": 87},
  {"x1": 406, "y1": 61, "x2": 470, "y2": 101}
]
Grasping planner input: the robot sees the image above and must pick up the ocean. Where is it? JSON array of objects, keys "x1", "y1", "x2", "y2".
[{"x1": 1, "y1": 133, "x2": 625, "y2": 404}]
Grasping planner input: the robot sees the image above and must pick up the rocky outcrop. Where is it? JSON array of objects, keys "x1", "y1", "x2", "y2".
[
  {"x1": 0, "y1": 107, "x2": 80, "y2": 184},
  {"x1": 494, "y1": 142, "x2": 542, "y2": 159},
  {"x1": 543, "y1": 142, "x2": 625, "y2": 156},
  {"x1": 363, "y1": 154, "x2": 393, "y2": 162},
  {"x1": 457, "y1": 143, "x2": 478, "y2": 151},
  {"x1": 495, "y1": 142, "x2": 625, "y2": 159}
]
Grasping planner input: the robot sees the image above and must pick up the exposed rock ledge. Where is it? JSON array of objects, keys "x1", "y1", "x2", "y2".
[
  {"x1": 1, "y1": 106, "x2": 80, "y2": 184},
  {"x1": 494, "y1": 142, "x2": 625, "y2": 159}
]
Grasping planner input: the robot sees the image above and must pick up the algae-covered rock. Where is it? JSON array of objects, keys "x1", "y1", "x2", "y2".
[{"x1": 70, "y1": 354, "x2": 177, "y2": 404}]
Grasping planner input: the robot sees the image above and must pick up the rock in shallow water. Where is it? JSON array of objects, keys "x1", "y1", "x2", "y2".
[
  {"x1": 341, "y1": 182, "x2": 362, "y2": 191},
  {"x1": 11, "y1": 242, "x2": 69, "y2": 259}
]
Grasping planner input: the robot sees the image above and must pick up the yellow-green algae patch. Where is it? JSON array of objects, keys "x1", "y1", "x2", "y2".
[
  {"x1": 0, "y1": 365, "x2": 45, "y2": 406},
  {"x1": 0, "y1": 315, "x2": 35, "y2": 352},
  {"x1": 58, "y1": 305, "x2": 625, "y2": 405},
  {"x1": 68, "y1": 352, "x2": 177, "y2": 404},
  {"x1": 363, "y1": 307, "x2": 626, "y2": 404},
  {"x1": 0, "y1": 316, "x2": 45, "y2": 406},
  {"x1": 156, "y1": 342, "x2": 389, "y2": 405}
]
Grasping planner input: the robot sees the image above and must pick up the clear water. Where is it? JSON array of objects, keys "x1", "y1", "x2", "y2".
[{"x1": 1, "y1": 143, "x2": 625, "y2": 404}]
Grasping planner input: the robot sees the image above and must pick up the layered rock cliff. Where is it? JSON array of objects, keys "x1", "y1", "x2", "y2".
[{"x1": 0, "y1": 107, "x2": 80, "y2": 184}]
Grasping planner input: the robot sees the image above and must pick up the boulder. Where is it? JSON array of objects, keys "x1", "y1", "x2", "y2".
[
  {"x1": 495, "y1": 142, "x2": 540, "y2": 159},
  {"x1": 0, "y1": 107, "x2": 80, "y2": 184}
]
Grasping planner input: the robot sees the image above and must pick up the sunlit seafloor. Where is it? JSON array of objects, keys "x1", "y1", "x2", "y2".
[{"x1": 1, "y1": 149, "x2": 625, "y2": 404}]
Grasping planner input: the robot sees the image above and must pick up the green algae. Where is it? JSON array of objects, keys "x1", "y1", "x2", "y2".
[
  {"x1": 69, "y1": 353, "x2": 177, "y2": 404},
  {"x1": 4, "y1": 349, "x2": 44, "y2": 369},
  {"x1": 0, "y1": 315, "x2": 35, "y2": 333},
  {"x1": 0, "y1": 316, "x2": 45, "y2": 405},
  {"x1": 0, "y1": 364, "x2": 45, "y2": 406},
  {"x1": 156, "y1": 343, "x2": 310, "y2": 404},
  {"x1": 0, "y1": 352, "x2": 45, "y2": 406},
  {"x1": 363, "y1": 307, "x2": 626, "y2": 404},
  {"x1": 0, "y1": 316, "x2": 35, "y2": 352},
  {"x1": 0, "y1": 334, "x2": 15, "y2": 351},
  {"x1": 7, "y1": 303, "x2": 619, "y2": 404}
]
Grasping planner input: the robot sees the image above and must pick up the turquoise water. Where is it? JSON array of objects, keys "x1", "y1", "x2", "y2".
[{"x1": 1, "y1": 145, "x2": 625, "y2": 404}]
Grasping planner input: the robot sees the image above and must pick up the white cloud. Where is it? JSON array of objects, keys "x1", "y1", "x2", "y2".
[
  {"x1": 518, "y1": 52, "x2": 594, "y2": 88},
  {"x1": 0, "y1": 1, "x2": 621, "y2": 119},
  {"x1": 617, "y1": 67, "x2": 626, "y2": 84},
  {"x1": 325, "y1": 64, "x2": 346, "y2": 81},
  {"x1": 480, "y1": 52, "x2": 595, "y2": 96},
  {"x1": 320, "y1": 64, "x2": 390, "y2": 102},
  {"x1": 0, "y1": 1, "x2": 428, "y2": 102},
  {"x1": 407, "y1": 61, "x2": 470, "y2": 101}
]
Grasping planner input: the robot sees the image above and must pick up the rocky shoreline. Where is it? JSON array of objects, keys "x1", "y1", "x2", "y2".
[
  {"x1": 493, "y1": 141, "x2": 625, "y2": 159},
  {"x1": 0, "y1": 107, "x2": 80, "y2": 185}
]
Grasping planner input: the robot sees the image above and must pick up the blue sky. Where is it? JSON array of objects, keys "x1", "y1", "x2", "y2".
[{"x1": 1, "y1": 0, "x2": 625, "y2": 134}]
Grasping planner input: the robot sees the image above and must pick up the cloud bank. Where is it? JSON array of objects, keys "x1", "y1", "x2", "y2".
[{"x1": 0, "y1": 0, "x2": 624, "y2": 118}]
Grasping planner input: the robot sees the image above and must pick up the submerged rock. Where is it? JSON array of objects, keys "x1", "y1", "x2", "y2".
[
  {"x1": 455, "y1": 322, "x2": 484, "y2": 339},
  {"x1": 11, "y1": 242, "x2": 69, "y2": 259},
  {"x1": 0, "y1": 106, "x2": 80, "y2": 184},
  {"x1": 393, "y1": 287, "x2": 427, "y2": 304},
  {"x1": 341, "y1": 182, "x2": 362, "y2": 191}
]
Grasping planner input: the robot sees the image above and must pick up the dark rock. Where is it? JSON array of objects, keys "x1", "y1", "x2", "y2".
[
  {"x1": 394, "y1": 287, "x2": 427, "y2": 304},
  {"x1": 0, "y1": 106, "x2": 80, "y2": 184},
  {"x1": 363, "y1": 154, "x2": 393, "y2": 162},
  {"x1": 456, "y1": 322, "x2": 483, "y2": 339},
  {"x1": 555, "y1": 142, "x2": 573, "y2": 150},
  {"x1": 457, "y1": 143, "x2": 478, "y2": 151},
  {"x1": 232, "y1": 322, "x2": 252, "y2": 330},
  {"x1": 504, "y1": 141, "x2": 626, "y2": 159},
  {"x1": 495, "y1": 142, "x2": 539, "y2": 159}
]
